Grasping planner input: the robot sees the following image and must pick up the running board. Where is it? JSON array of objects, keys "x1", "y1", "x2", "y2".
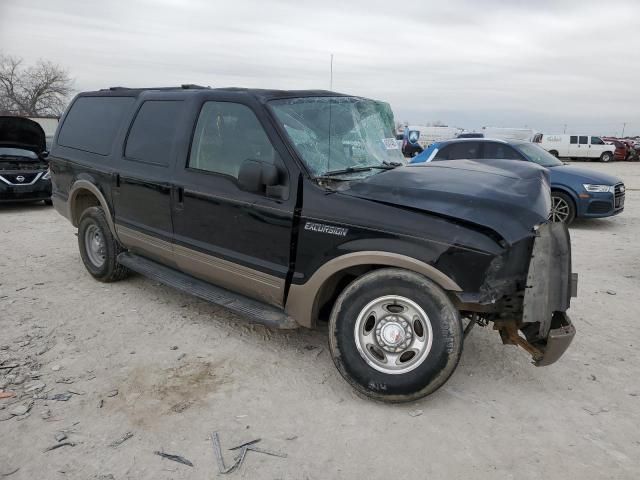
[{"x1": 117, "y1": 252, "x2": 298, "y2": 329}]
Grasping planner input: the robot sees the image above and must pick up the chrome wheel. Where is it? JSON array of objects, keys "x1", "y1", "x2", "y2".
[
  {"x1": 354, "y1": 295, "x2": 433, "y2": 374},
  {"x1": 84, "y1": 224, "x2": 106, "y2": 268},
  {"x1": 550, "y1": 195, "x2": 571, "y2": 223}
]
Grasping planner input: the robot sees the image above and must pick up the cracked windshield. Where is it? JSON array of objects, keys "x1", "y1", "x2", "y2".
[{"x1": 269, "y1": 97, "x2": 405, "y2": 177}]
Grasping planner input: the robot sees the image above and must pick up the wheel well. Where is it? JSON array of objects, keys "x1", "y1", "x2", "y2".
[
  {"x1": 314, "y1": 265, "x2": 377, "y2": 323},
  {"x1": 549, "y1": 149, "x2": 559, "y2": 155},
  {"x1": 71, "y1": 189, "x2": 101, "y2": 226},
  {"x1": 551, "y1": 188, "x2": 576, "y2": 210}
]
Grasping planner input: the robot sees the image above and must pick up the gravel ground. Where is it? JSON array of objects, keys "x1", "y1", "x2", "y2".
[{"x1": 1, "y1": 162, "x2": 639, "y2": 479}]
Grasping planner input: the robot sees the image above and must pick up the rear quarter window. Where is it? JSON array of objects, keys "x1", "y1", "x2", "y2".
[
  {"x1": 57, "y1": 96, "x2": 135, "y2": 155},
  {"x1": 124, "y1": 100, "x2": 183, "y2": 166}
]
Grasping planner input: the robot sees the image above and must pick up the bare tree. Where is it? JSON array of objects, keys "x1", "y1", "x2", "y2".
[{"x1": 0, "y1": 54, "x2": 73, "y2": 117}]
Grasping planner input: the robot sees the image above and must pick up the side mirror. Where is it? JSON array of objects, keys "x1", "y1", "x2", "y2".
[
  {"x1": 238, "y1": 159, "x2": 285, "y2": 199},
  {"x1": 40, "y1": 151, "x2": 50, "y2": 160}
]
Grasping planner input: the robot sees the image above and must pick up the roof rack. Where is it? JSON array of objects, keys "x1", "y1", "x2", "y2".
[{"x1": 100, "y1": 85, "x2": 210, "y2": 92}]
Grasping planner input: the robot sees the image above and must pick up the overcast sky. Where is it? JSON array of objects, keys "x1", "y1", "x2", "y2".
[{"x1": 1, "y1": 0, "x2": 639, "y2": 135}]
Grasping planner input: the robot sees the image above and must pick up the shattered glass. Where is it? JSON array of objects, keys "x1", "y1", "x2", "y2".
[{"x1": 269, "y1": 97, "x2": 405, "y2": 177}]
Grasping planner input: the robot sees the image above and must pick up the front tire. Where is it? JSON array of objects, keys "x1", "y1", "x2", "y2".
[
  {"x1": 600, "y1": 152, "x2": 613, "y2": 162},
  {"x1": 78, "y1": 206, "x2": 130, "y2": 282},
  {"x1": 329, "y1": 268, "x2": 463, "y2": 403},
  {"x1": 549, "y1": 150, "x2": 559, "y2": 157},
  {"x1": 550, "y1": 191, "x2": 576, "y2": 224}
]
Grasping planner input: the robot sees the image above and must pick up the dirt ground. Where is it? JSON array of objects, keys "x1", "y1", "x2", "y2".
[{"x1": 1, "y1": 162, "x2": 639, "y2": 479}]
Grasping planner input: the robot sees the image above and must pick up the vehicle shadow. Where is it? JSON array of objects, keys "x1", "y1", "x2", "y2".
[{"x1": 0, "y1": 201, "x2": 51, "y2": 214}]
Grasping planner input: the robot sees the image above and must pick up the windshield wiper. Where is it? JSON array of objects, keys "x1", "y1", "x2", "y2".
[{"x1": 322, "y1": 166, "x2": 374, "y2": 177}]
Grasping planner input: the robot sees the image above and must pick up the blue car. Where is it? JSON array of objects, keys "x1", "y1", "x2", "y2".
[{"x1": 411, "y1": 138, "x2": 625, "y2": 224}]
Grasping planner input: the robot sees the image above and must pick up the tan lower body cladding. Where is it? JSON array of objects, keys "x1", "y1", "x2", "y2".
[{"x1": 115, "y1": 225, "x2": 284, "y2": 307}]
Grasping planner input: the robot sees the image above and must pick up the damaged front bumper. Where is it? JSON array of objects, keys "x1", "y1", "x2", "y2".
[{"x1": 505, "y1": 222, "x2": 578, "y2": 366}]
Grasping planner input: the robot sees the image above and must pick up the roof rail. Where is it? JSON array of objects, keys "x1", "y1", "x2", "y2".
[
  {"x1": 99, "y1": 85, "x2": 210, "y2": 92},
  {"x1": 181, "y1": 84, "x2": 209, "y2": 89}
]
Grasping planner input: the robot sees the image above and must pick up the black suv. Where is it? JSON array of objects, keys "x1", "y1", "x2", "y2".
[
  {"x1": 0, "y1": 116, "x2": 52, "y2": 204},
  {"x1": 49, "y1": 86, "x2": 577, "y2": 402}
]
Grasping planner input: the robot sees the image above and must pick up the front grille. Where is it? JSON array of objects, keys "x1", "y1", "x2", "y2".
[
  {"x1": 588, "y1": 201, "x2": 613, "y2": 214},
  {"x1": 0, "y1": 173, "x2": 39, "y2": 185}
]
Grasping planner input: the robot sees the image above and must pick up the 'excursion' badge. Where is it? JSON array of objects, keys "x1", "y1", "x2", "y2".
[{"x1": 304, "y1": 221, "x2": 348, "y2": 237}]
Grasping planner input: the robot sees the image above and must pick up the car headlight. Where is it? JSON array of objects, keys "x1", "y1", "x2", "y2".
[
  {"x1": 42, "y1": 169, "x2": 51, "y2": 180},
  {"x1": 583, "y1": 184, "x2": 613, "y2": 193}
]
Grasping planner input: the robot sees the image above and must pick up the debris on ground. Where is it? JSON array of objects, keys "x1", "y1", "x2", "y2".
[
  {"x1": 170, "y1": 345, "x2": 179, "y2": 350},
  {"x1": 109, "y1": 431, "x2": 133, "y2": 448},
  {"x1": 170, "y1": 400, "x2": 192, "y2": 413},
  {"x1": 154, "y1": 450, "x2": 194, "y2": 467},
  {"x1": 49, "y1": 393, "x2": 72, "y2": 401},
  {"x1": 589, "y1": 374, "x2": 597, "y2": 381},
  {"x1": 0, "y1": 390, "x2": 16, "y2": 399},
  {"x1": 55, "y1": 432, "x2": 68, "y2": 442},
  {"x1": 98, "y1": 399, "x2": 104, "y2": 408},
  {"x1": 107, "y1": 389, "x2": 118, "y2": 398},
  {"x1": 211, "y1": 432, "x2": 286, "y2": 474},
  {"x1": 606, "y1": 290, "x2": 617, "y2": 295},
  {"x1": 408, "y1": 409, "x2": 424, "y2": 417},
  {"x1": 43, "y1": 441, "x2": 76, "y2": 452},
  {"x1": 229, "y1": 439, "x2": 261, "y2": 450},
  {"x1": 1, "y1": 467, "x2": 20, "y2": 477}
]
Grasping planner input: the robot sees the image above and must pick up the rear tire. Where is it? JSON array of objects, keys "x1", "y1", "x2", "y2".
[
  {"x1": 600, "y1": 152, "x2": 613, "y2": 162},
  {"x1": 328, "y1": 268, "x2": 463, "y2": 403},
  {"x1": 78, "y1": 206, "x2": 130, "y2": 282},
  {"x1": 550, "y1": 191, "x2": 576, "y2": 224}
]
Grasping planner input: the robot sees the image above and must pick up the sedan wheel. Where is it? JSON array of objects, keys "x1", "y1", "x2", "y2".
[{"x1": 550, "y1": 192, "x2": 576, "y2": 224}]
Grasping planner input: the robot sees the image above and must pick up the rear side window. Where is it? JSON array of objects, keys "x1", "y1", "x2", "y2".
[
  {"x1": 188, "y1": 101, "x2": 279, "y2": 178},
  {"x1": 57, "y1": 96, "x2": 134, "y2": 155},
  {"x1": 570, "y1": 136, "x2": 577, "y2": 144},
  {"x1": 435, "y1": 142, "x2": 481, "y2": 160},
  {"x1": 125, "y1": 100, "x2": 183, "y2": 166},
  {"x1": 579, "y1": 136, "x2": 588, "y2": 145},
  {"x1": 483, "y1": 142, "x2": 522, "y2": 160}
]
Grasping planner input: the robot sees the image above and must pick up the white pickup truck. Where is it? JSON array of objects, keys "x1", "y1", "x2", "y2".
[{"x1": 533, "y1": 134, "x2": 615, "y2": 162}]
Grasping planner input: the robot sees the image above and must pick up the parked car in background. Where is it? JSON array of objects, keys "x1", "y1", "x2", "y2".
[
  {"x1": 49, "y1": 86, "x2": 577, "y2": 402},
  {"x1": 0, "y1": 116, "x2": 52, "y2": 204},
  {"x1": 602, "y1": 138, "x2": 629, "y2": 161},
  {"x1": 412, "y1": 138, "x2": 625, "y2": 224},
  {"x1": 533, "y1": 133, "x2": 615, "y2": 162}
]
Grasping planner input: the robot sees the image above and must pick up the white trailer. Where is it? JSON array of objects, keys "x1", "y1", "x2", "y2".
[
  {"x1": 479, "y1": 126, "x2": 539, "y2": 142},
  {"x1": 406, "y1": 125, "x2": 463, "y2": 148}
]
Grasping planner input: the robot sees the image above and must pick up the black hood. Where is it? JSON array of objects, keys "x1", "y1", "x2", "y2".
[
  {"x1": 0, "y1": 116, "x2": 46, "y2": 154},
  {"x1": 341, "y1": 159, "x2": 551, "y2": 245}
]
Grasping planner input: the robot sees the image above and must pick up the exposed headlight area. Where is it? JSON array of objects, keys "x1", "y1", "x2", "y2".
[{"x1": 583, "y1": 184, "x2": 614, "y2": 193}]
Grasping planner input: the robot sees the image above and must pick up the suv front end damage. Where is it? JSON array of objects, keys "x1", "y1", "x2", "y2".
[{"x1": 468, "y1": 222, "x2": 577, "y2": 366}]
